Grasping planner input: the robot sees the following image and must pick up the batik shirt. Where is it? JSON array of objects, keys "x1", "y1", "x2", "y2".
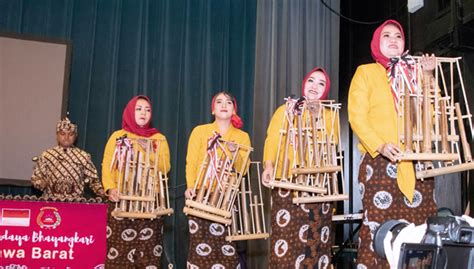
[{"x1": 31, "y1": 146, "x2": 104, "y2": 199}]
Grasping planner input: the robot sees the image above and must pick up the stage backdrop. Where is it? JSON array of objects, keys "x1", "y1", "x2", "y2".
[{"x1": 0, "y1": 0, "x2": 340, "y2": 267}]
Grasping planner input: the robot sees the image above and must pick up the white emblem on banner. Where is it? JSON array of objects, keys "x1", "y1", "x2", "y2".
[
  {"x1": 404, "y1": 190, "x2": 423, "y2": 208},
  {"x1": 106, "y1": 225, "x2": 112, "y2": 238},
  {"x1": 274, "y1": 239, "x2": 288, "y2": 257},
  {"x1": 196, "y1": 243, "x2": 212, "y2": 256},
  {"x1": 295, "y1": 254, "x2": 305, "y2": 269},
  {"x1": 153, "y1": 244, "x2": 163, "y2": 257},
  {"x1": 321, "y1": 226, "x2": 330, "y2": 243},
  {"x1": 107, "y1": 247, "x2": 119, "y2": 260},
  {"x1": 122, "y1": 228, "x2": 137, "y2": 241},
  {"x1": 278, "y1": 188, "x2": 290, "y2": 198},
  {"x1": 298, "y1": 224, "x2": 309, "y2": 243},
  {"x1": 366, "y1": 165, "x2": 373, "y2": 181},
  {"x1": 276, "y1": 209, "x2": 291, "y2": 227},
  {"x1": 357, "y1": 264, "x2": 368, "y2": 269},
  {"x1": 319, "y1": 255, "x2": 330, "y2": 269},
  {"x1": 209, "y1": 223, "x2": 225, "y2": 236},
  {"x1": 386, "y1": 163, "x2": 398, "y2": 179},
  {"x1": 189, "y1": 219, "x2": 199, "y2": 234},
  {"x1": 211, "y1": 264, "x2": 225, "y2": 269},
  {"x1": 373, "y1": 191, "x2": 393, "y2": 209},
  {"x1": 359, "y1": 183, "x2": 365, "y2": 199},
  {"x1": 145, "y1": 266, "x2": 157, "y2": 269},
  {"x1": 127, "y1": 249, "x2": 136, "y2": 263},
  {"x1": 139, "y1": 228, "x2": 154, "y2": 240},
  {"x1": 221, "y1": 244, "x2": 236, "y2": 256}
]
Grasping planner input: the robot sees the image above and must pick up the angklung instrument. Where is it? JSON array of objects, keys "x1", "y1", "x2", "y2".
[
  {"x1": 267, "y1": 97, "x2": 349, "y2": 204},
  {"x1": 183, "y1": 132, "x2": 253, "y2": 225},
  {"x1": 110, "y1": 136, "x2": 173, "y2": 219},
  {"x1": 394, "y1": 56, "x2": 474, "y2": 178},
  {"x1": 226, "y1": 161, "x2": 269, "y2": 241}
]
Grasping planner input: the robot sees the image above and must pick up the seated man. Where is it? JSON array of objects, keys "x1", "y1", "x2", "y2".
[{"x1": 31, "y1": 117, "x2": 104, "y2": 199}]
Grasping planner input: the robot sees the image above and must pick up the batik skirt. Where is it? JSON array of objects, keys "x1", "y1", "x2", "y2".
[
  {"x1": 356, "y1": 154, "x2": 437, "y2": 269},
  {"x1": 105, "y1": 203, "x2": 164, "y2": 268},
  {"x1": 269, "y1": 188, "x2": 334, "y2": 269}
]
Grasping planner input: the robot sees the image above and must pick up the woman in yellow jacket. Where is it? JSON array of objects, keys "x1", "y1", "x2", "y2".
[
  {"x1": 262, "y1": 67, "x2": 336, "y2": 268},
  {"x1": 185, "y1": 91, "x2": 251, "y2": 268},
  {"x1": 348, "y1": 20, "x2": 437, "y2": 268},
  {"x1": 102, "y1": 95, "x2": 170, "y2": 268}
]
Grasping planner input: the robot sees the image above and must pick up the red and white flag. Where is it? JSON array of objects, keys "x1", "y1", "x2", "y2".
[{"x1": 0, "y1": 208, "x2": 30, "y2": 227}]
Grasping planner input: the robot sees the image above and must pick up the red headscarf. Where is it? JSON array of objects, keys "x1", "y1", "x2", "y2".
[
  {"x1": 370, "y1": 19, "x2": 405, "y2": 68},
  {"x1": 301, "y1": 67, "x2": 331, "y2": 100},
  {"x1": 122, "y1": 95, "x2": 159, "y2": 137},
  {"x1": 211, "y1": 92, "x2": 243, "y2": 129}
]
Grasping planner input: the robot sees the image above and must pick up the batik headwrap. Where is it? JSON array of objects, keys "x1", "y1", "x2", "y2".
[
  {"x1": 301, "y1": 67, "x2": 331, "y2": 100},
  {"x1": 56, "y1": 117, "x2": 77, "y2": 133},
  {"x1": 122, "y1": 95, "x2": 159, "y2": 137},
  {"x1": 211, "y1": 92, "x2": 244, "y2": 129}
]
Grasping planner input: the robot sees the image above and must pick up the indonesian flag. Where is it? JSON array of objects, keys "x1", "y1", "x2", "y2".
[{"x1": 0, "y1": 208, "x2": 30, "y2": 227}]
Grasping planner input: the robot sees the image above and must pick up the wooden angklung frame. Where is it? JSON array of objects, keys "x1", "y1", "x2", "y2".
[
  {"x1": 396, "y1": 56, "x2": 474, "y2": 178},
  {"x1": 111, "y1": 137, "x2": 173, "y2": 219},
  {"x1": 267, "y1": 97, "x2": 349, "y2": 204},
  {"x1": 183, "y1": 133, "x2": 253, "y2": 225},
  {"x1": 226, "y1": 161, "x2": 269, "y2": 241}
]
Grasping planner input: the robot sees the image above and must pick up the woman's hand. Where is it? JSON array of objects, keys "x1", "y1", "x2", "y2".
[
  {"x1": 185, "y1": 187, "x2": 196, "y2": 200},
  {"x1": 107, "y1": 188, "x2": 120, "y2": 202},
  {"x1": 261, "y1": 161, "x2": 274, "y2": 186},
  {"x1": 377, "y1": 143, "x2": 401, "y2": 162},
  {"x1": 420, "y1": 53, "x2": 436, "y2": 75}
]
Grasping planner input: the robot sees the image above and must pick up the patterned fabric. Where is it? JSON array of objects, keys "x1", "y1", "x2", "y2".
[
  {"x1": 187, "y1": 216, "x2": 239, "y2": 269},
  {"x1": 356, "y1": 154, "x2": 437, "y2": 268},
  {"x1": 269, "y1": 189, "x2": 333, "y2": 268},
  {"x1": 56, "y1": 116, "x2": 77, "y2": 133},
  {"x1": 302, "y1": 202, "x2": 333, "y2": 269},
  {"x1": 106, "y1": 203, "x2": 164, "y2": 268},
  {"x1": 31, "y1": 146, "x2": 104, "y2": 199}
]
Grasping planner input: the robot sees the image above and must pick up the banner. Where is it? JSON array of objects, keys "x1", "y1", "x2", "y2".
[{"x1": 0, "y1": 200, "x2": 107, "y2": 268}]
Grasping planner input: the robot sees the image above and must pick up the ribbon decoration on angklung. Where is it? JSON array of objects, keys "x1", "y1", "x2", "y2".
[
  {"x1": 204, "y1": 131, "x2": 230, "y2": 192},
  {"x1": 110, "y1": 134, "x2": 133, "y2": 172},
  {"x1": 387, "y1": 51, "x2": 419, "y2": 112}
]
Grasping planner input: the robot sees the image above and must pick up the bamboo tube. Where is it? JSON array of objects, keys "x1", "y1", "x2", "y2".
[
  {"x1": 293, "y1": 194, "x2": 349, "y2": 204},
  {"x1": 240, "y1": 177, "x2": 250, "y2": 234},
  {"x1": 195, "y1": 163, "x2": 209, "y2": 203},
  {"x1": 225, "y1": 233, "x2": 269, "y2": 242},
  {"x1": 404, "y1": 85, "x2": 413, "y2": 152},
  {"x1": 280, "y1": 121, "x2": 292, "y2": 181},
  {"x1": 253, "y1": 195, "x2": 262, "y2": 234},
  {"x1": 292, "y1": 166, "x2": 342, "y2": 174},
  {"x1": 440, "y1": 100, "x2": 449, "y2": 153},
  {"x1": 268, "y1": 180, "x2": 327, "y2": 194},
  {"x1": 455, "y1": 103, "x2": 472, "y2": 162},
  {"x1": 185, "y1": 199, "x2": 232, "y2": 218},
  {"x1": 221, "y1": 174, "x2": 237, "y2": 211},
  {"x1": 416, "y1": 162, "x2": 474, "y2": 179},
  {"x1": 422, "y1": 77, "x2": 432, "y2": 153},
  {"x1": 183, "y1": 207, "x2": 232, "y2": 225},
  {"x1": 311, "y1": 114, "x2": 320, "y2": 166},
  {"x1": 231, "y1": 206, "x2": 238, "y2": 235},
  {"x1": 397, "y1": 152, "x2": 458, "y2": 161}
]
